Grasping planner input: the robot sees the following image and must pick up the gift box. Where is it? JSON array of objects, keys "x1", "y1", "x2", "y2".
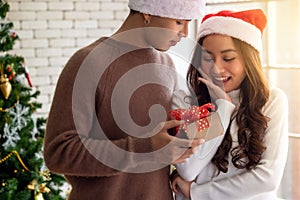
[{"x1": 168, "y1": 103, "x2": 224, "y2": 141}]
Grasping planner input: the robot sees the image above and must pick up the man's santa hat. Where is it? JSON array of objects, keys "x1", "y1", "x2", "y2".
[
  {"x1": 128, "y1": 0, "x2": 206, "y2": 20},
  {"x1": 198, "y1": 9, "x2": 267, "y2": 53}
]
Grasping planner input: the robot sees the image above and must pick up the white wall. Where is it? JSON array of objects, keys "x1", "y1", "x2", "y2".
[{"x1": 7, "y1": 0, "x2": 129, "y2": 116}]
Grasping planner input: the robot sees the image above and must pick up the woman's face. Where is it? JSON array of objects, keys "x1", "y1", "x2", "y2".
[
  {"x1": 201, "y1": 34, "x2": 246, "y2": 93},
  {"x1": 144, "y1": 16, "x2": 190, "y2": 51}
]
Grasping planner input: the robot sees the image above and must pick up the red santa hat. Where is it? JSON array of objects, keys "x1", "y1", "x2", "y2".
[
  {"x1": 128, "y1": 0, "x2": 206, "y2": 20},
  {"x1": 198, "y1": 9, "x2": 267, "y2": 53}
]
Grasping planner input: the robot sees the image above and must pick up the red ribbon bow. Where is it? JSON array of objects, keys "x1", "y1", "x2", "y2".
[{"x1": 168, "y1": 103, "x2": 215, "y2": 136}]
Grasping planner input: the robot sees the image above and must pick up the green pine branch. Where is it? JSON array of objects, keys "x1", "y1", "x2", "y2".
[{"x1": 0, "y1": 1, "x2": 67, "y2": 199}]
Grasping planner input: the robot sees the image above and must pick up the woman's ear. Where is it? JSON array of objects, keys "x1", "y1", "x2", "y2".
[{"x1": 142, "y1": 13, "x2": 152, "y2": 25}]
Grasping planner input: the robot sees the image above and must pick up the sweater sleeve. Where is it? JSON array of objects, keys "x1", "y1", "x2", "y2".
[
  {"x1": 190, "y1": 88, "x2": 289, "y2": 199},
  {"x1": 175, "y1": 98, "x2": 235, "y2": 181},
  {"x1": 172, "y1": 89, "x2": 235, "y2": 181},
  {"x1": 44, "y1": 45, "x2": 176, "y2": 177},
  {"x1": 43, "y1": 67, "x2": 154, "y2": 177}
]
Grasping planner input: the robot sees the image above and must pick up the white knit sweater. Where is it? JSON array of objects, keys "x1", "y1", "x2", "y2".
[{"x1": 174, "y1": 87, "x2": 289, "y2": 200}]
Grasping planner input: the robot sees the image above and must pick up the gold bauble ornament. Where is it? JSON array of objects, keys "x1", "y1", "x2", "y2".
[
  {"x1": 34, "y1": 193, "x2": 44, "y2": 200},
  {"x1": 28, "y1": 179, "x2": 50, "y2": 200},
  {"x1": 0, "y1": 74, "x2": 12, "y2": 99}
]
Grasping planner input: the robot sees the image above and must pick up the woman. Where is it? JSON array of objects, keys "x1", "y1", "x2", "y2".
[{"x1": 171, "y1": 9, "x2": 289, "y2": 200}]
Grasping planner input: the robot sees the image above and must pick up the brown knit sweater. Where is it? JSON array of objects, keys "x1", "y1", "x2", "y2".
[{"x1": 44, "y1": 37, "x2": 178, "y2": 200}]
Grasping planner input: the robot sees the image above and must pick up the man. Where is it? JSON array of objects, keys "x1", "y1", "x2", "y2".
[{"x1": 44, "y1": 0, "x2": 206, "y2": 199}]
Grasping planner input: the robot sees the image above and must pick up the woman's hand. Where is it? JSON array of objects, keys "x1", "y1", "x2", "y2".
[
  {"x1": 198, "y1": 68, "x2": 232, "y2": 102},
  {"x1": 171, "y1": 173, "x2": 192, "y2": 198}
]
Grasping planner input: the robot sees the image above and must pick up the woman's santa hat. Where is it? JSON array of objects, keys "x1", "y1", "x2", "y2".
[
  {"x1": 128, "y1": 0, "x2": 206, "y2": 20},
  {"x1": 198, "y1": 9, "x2": 267, "y2": 53}
]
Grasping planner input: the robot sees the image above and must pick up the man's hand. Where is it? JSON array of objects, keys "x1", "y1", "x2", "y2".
[{"x1": 150, "y1": 120, "x2": 204, "y2": 164}]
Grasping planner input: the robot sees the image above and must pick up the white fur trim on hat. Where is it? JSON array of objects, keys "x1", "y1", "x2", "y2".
[
  {"x1": 198, "y1": 16, "x2": 263, "y2": 53},
  {"x1": 128, "y1": 0, "x2": 206, "y2": 20}
]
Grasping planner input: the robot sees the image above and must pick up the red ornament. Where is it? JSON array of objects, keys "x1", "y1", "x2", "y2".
[
  {"x1": 6, "y1": 66, "x2": 15, "y2": 80},
  {"x1": 10, "y1": 31, "x2": 17, "y2": 38},
  {"x1": 23, "y1": 63, "x2": 33, "y2": 87}
]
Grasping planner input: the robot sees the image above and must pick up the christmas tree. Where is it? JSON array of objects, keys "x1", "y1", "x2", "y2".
[{"x1": 0, "y1": 1, "x2": 66, "y2": 199}]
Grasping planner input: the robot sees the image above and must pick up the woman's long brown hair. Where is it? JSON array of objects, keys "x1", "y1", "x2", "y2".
[{"x1": 187, "y1": 37, "x2": 270, "y2": 173}]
